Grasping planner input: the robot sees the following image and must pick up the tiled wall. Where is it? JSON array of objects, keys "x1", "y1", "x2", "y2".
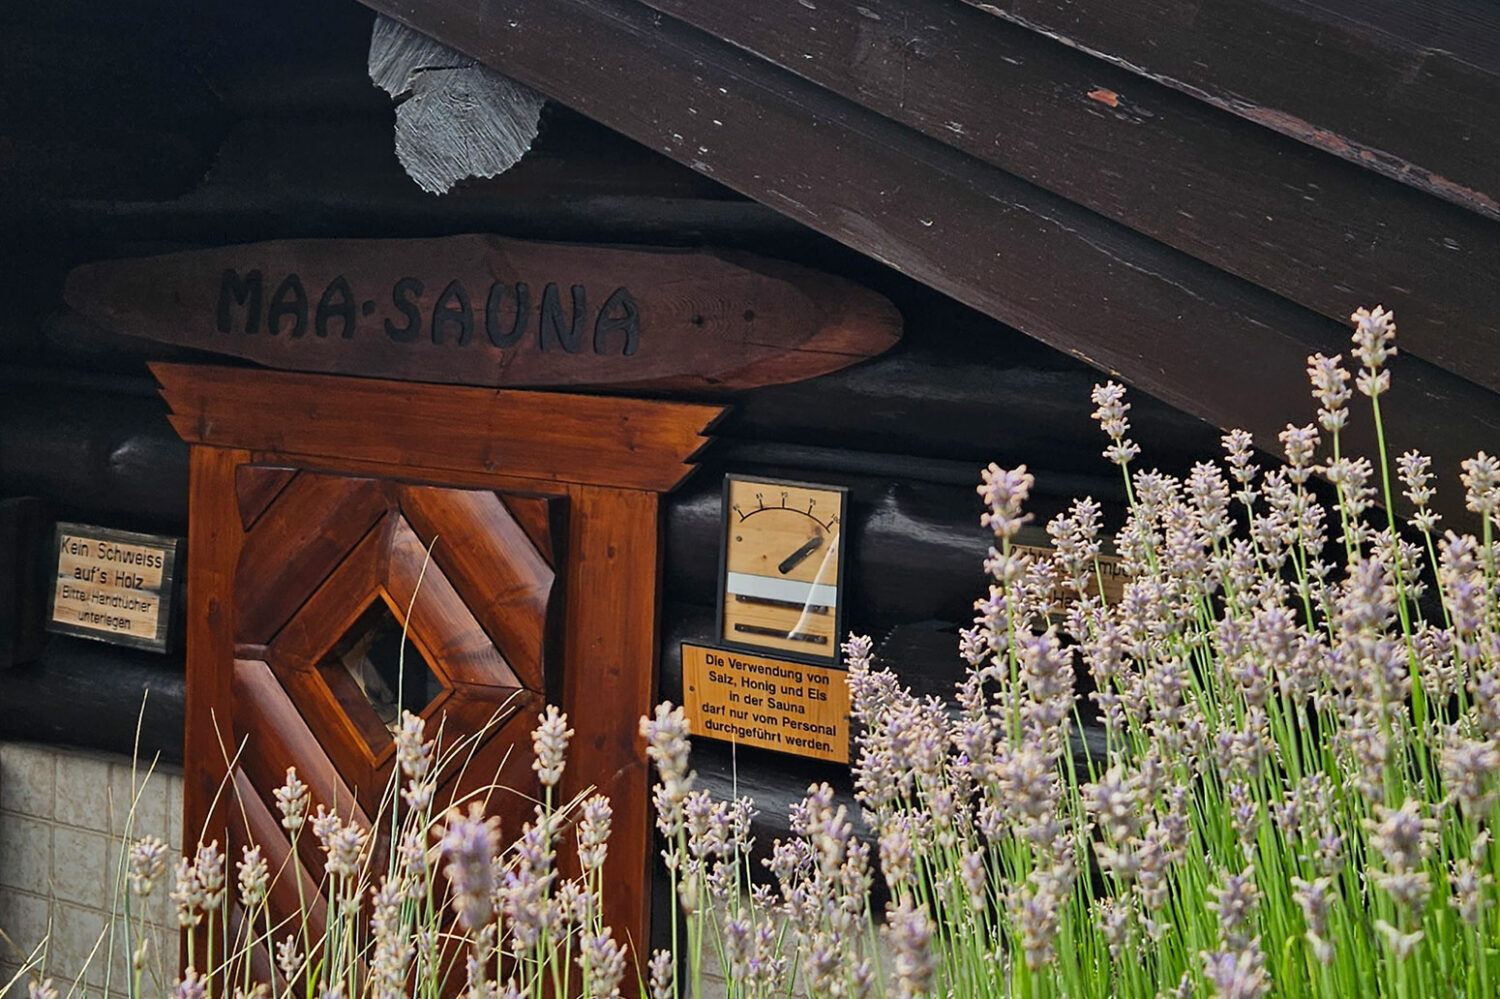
[{"x1": 0, "y1": 743, "x2": 182, "y2": 999}]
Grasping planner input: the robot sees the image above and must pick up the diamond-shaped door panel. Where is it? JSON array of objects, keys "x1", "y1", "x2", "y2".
[
  {"x1": 233, "y1": 473, "x2": 390, "y2": 644},
  {"x1": 230, "y1": 467, "x2": 561, "y2": 841},
  {"x1": 397, "y1": 485, "x2": 555, "y2": 692}
]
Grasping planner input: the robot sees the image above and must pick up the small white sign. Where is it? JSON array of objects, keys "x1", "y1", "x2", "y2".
[{"x1": 46, "y1": 523, "x2": 182, "y2": 652}]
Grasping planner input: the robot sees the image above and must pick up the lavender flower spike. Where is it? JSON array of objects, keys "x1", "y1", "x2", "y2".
[
  {"x1": 394, "y1": 710, "x2": 433, "y2": 781},
  {"x1": 128, "y1": 835, "x2": 168, "y2": 898},
  {"x1": 236, "y1": 843, "x2": 269, "y2": 908},
  {"x1": 978, "y1": 462, "x2": 1035, "y2": 537},
  {"x1": 885, "y1": 898, "x2": 934, "y2": 999},
  {"x1": 273, "y1": 766, "x2": 310, "y2": 832},
  {"x1": 577, "y1": 794, "x2": 613, "y2": 872},
  {"x1": 172, "y1": 969, "x2": 208, "y2": 999},
  {"x1": 438, "y1": 800, "x2": 501, "y2": 932},
  {"x1": 1201, "y1": 945, "x2": 1270, "y2": 999},
  {"x1": 532, "y1": 704, "x2": 573, "y2": 789}
]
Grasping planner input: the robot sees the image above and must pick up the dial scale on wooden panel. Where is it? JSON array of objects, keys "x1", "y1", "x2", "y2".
[{"x1": 720, "y1": 476, "x2": 846, "y2": 663}]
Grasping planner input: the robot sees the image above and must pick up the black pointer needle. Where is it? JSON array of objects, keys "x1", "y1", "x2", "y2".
[{"x1": 777, "y1": 534, "x2": 824, "y2": 574}]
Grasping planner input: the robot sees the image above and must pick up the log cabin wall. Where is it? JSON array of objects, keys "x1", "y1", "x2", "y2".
[{"x1": 1, "y1": 0, "x2": 1495, "y2": 964}]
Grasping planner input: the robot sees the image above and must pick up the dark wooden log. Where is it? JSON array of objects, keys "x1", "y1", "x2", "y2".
[
  {"x1": 721, "y1": 303, "x2": 1223, "y2": 477},
  {"x1": 956, "y1": 0, "x2": 1500, "y2": 222},
  {"x1": 66, "y1": 236, "x2": 902, "y2": 392},
  {"x1": 180, "y1": 110, "x2": 743, "y2": 209},
  {"x1": 0, "y1": 331, "x2": 1170, "y2": 532},
  {"x1": 0, "y1": 360, "x2": 1215, "y2": 635},
  {"x1": 12, "y1": 112, "x2": 762, "y2": 233},
  {"x1": 350, "y1": 0, "x2": 1500, "y2": 532},
  {"x1": 0, "y1": 32, "x2": 226, "y2": 203},
  {"x1": 0, "y1": 498, "x2": 47, "y2": 669},
  {"x1": 636, "y1": 0, "x2": 1500, "y2": 395},
  {"x1": 0, "y1": 635, "x2": 186, "y2": 762},
  {"x1": 0, "y1": 373, "x2": 189, "y2": 528}
]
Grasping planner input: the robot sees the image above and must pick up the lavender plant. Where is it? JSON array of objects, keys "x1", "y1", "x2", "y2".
[
  {"x1": 5, "y1": 702, "x2": 628, "y2": 999},
  {"x1": 644, "y1": 305, "x2": 1499, "y2": 999}
]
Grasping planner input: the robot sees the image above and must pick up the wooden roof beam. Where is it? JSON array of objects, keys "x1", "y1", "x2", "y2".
[
  {"x1": 956, "y1": 0, "x2": 1500, "y2": 222},
  {"x1": 357, "y1": 0, "x2": 1500, "y2": 526},
  {"x1": 634, "y1": 0, "x2": 1500, "y2": 396}
]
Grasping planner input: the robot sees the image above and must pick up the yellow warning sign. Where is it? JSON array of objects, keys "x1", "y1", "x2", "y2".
[{"x1": 682, "y1": 643, "x2": 851, "y2": 763}]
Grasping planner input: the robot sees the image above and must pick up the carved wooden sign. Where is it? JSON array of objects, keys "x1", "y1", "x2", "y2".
[{"x1": 63, "y1": 235, "x2": 902, "y2": 391}]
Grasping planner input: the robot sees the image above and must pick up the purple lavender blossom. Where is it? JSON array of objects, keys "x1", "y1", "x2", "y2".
[{"x1": 438, "y1": 801, "x2": 501, "y2": 932}]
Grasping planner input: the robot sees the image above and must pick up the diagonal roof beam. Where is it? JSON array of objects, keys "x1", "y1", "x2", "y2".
[
  {"x1": 955, "y1": 0, "x2": 1500, "y2": 222},
  {"x1": 358, "y1": 0, "x2": 1500, "y2": 525},
  {"x1": 633, "y1": 0, "x2": 1500, "y2": 396}
]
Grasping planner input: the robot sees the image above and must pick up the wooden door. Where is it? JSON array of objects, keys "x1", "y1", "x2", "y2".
[
  {"x1": 159, "y1": 364, "x2": 727, "y2": 989},
  {"x1": 226, "y1": 467, "x2": 561, "y2": 932}
]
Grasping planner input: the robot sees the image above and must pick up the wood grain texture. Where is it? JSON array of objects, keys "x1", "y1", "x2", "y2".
[
  {"x1": 385, "y1": 514, "x2": 524, "y2": 690},
  {"x1": 424, "y1": 700, "x2": 543, "y2": 840},
  {"x1": 560, "y1": 484, "x2": 660, "y2": 965},
  {"x1": 243, "y1": 471, "x2": 555, "y2": 817},
  {"x1": 233, "y1": 657, "x2": 373, "y2": 878},
  {"x1": 261, "y1": 516, "x2": 391, "y2": 673},
  {"x1": 181, "y1": 446, "x2": 247, "y2": 971},
  {"x1": 370, "y1": 14, "x2": 545, "y2": 195},
  {"x1": 956, "y1": 0, "x2": 1500, "y2": 221},
  {"x1": 67, "y1": 234, "x2": 902, "y2": 390},
  {"x1": 234, "y1": 473, "x2": 389, "y2": 643},
  {"x1": 234, "y1": 465, "x2": 297, "y2": 531},
  {"x1": 499, "y1": 493, "x2": 563, "y2": 568},
  {"x1": 398, "y1": 485, "x2": 555, "y2": 691},
  {"x1": 349, "y1": 0, "x2": 1500, "y2": 529},
  {"x1": 229, "y1": 767, "x2": 329, "y2": 943},
  {"x1": 637, "y1": 0, "x2": 1500, "y2": 393},
  {"x1": 155, "y1": 364, "x2": 726, "y2": 493},
  {"x1": 272, "y1": 659, "x2": 385, "y2": 808}
]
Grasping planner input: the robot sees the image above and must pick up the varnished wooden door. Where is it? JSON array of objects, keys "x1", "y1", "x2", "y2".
[
  {"x1": 160, "y1": 365, "x2": 726, "y2": 988},
  {"x1": 225, "y1": 466, "x2": 562, "y2": 937}
]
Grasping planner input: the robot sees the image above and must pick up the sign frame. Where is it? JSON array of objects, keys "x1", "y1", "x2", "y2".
[
  {"x1": 45, "y1": 522, "x2": 183, "y2": 653},
  {"x1": 714, "y1": 473, "x2": 849, "y2": 667}
]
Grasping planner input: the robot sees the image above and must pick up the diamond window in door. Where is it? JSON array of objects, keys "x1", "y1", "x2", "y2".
[
  {"x1": 225, "y1": 465, "x2": 561, "y2": 934},
  {"x1": 319, "y1": 593, "x2": 445, "y2": 742}
]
